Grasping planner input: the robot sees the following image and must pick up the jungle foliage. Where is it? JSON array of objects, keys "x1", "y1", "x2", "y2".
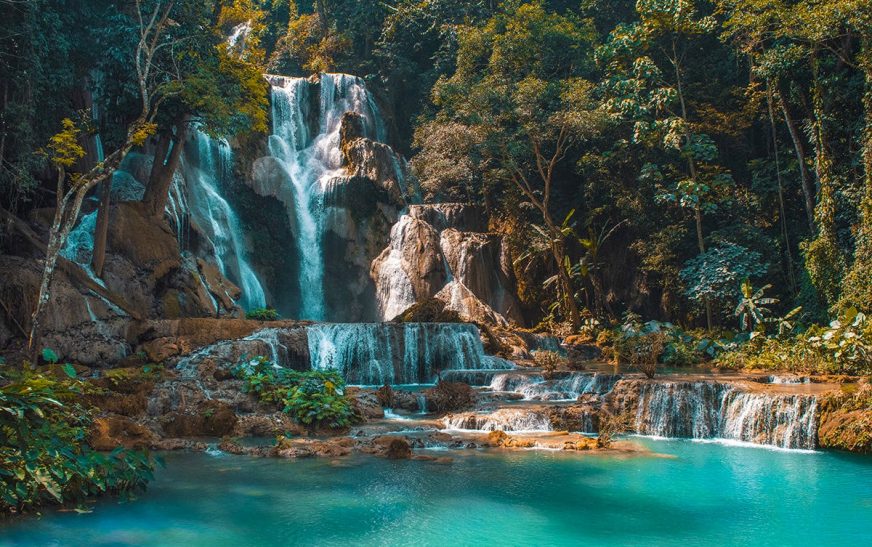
[
  {"x1": 0, "y1": 368, "x2": 156, "y2": 514},
  {"x1": 1, "y1": 0, "x2": 870, "y2": 365},
  {"x1": 232, "y1": 356, "x2": 354, "y2": 429}
]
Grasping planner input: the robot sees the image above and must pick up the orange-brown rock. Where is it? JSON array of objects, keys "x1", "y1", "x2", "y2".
[
  {"x1": 160, "y1": 400, "x2": 238, "y2": 437},
  {"x1": 88, "y1": 415, "x2": 157, "y2": 450},
  {"x1": 369, "y1": 435, "x2": 412, "y2": 459}
]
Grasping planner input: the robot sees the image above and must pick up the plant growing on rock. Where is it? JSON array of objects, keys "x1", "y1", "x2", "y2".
[
  {"x1": 532, "y1": 350, "x2": 564, "y2": 379},
  {"x1": 375, "y1": 384, "x2": 395, "y2": 408},
  {"x1": 233, "y1": 356, "x2": 353, "y2": 430},
  {"x1": 596, "y1": 409, "x2": 632, "y2": 449},
  {"x1": 613, "y1": 317, "x2": 668, "y2": 377},
  {"x1": 0, "y1": 369, "x2": 155, "y2": 514},
  {"x1": 245, "y1": 307, "x2": 279, "y2": 321}
]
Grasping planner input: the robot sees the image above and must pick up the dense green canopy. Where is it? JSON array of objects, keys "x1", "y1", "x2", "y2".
[{"x1": 1, "y1": 0, "x2": 870, "y2": 330}]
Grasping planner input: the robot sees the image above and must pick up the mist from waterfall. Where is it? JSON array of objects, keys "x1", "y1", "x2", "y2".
[
  {"x1": 267, "y1": 73, "x2": 384, "y2": 320},
  {"x1": 183, "y1": 132, "x2": 266, "y2": 311}
]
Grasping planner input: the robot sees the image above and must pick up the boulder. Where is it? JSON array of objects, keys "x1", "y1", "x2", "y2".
[
  {"x1": 88, "y1": 415, "x2": 157, "y2": 450},
  {"x1": 160, "y1": 400, "x2": 238, "y2": 437},
  {"x1": 370, "y1": 435, "x2": 412, "y2": 459}
]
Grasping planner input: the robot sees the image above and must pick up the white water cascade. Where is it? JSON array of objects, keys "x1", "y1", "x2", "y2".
[
  {"x1": 183, "y1": 132, "x2": 266, "y2": 310},
  {"x1": 267, "y1": 73, "x2": 384, "y2": 320},
  {"x1": 307, "y1": 322, "x2": 513, "y2": 385},
  {"x1": 489, "y1": 372, "x2": 620, "y2": 401},
  {"x1": 627, "y1": 381, "x2": 819, "y2": 450}
]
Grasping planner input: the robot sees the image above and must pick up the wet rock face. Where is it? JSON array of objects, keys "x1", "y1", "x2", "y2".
[
  {"x1": 369, "y1": 435, "x2": 413, "y2": 459},
  {"x1": 132, "y1": 319, "x2": 309, "y2": 366},
  {"x1": 340, "y1": 111, "x2": 412, "y2": 205},
  {"x1": 408, "y1": 204, "x2": 487, "y2": 233},
  {"x1": 0, "y1": 256, "x2": 130, "y2": 365},
  {"x1": 372, "y1": 203, "x2": 523, "y2": 326},
  {"x1": 370, "y1": 215, "x2": 447, "y2": 319}
]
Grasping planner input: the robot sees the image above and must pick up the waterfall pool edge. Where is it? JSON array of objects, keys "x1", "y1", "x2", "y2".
[{"x1": 1, "y1": 438, "x2": 870, "y2": 546}]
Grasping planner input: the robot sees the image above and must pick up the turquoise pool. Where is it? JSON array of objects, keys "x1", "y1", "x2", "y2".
[{"x1": 2, "y1": 439, "x2": 870, "y2": 546}]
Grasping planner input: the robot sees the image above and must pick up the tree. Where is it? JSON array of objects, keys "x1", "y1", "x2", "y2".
[
  {"x1": 28, "y1": 0, "x2": 177, "y2": 352},
  {"x1": 422, "y1": 2, "x2": 608, "y2": 330},
  {"x1": 735, "y1": 278, "x2": 777, "y2": 332},
  {"x1": 600, "y1": 0, "x2": 735, "y2": 330}
]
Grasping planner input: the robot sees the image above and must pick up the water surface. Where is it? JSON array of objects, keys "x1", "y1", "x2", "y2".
[{"x1": 2, "y1": 439, "x2": 870, "y2": 546}]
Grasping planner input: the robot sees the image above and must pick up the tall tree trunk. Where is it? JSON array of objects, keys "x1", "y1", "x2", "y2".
[
  {"x1": 777, "y1": 83, "x2": 816, "y2": 234},
  {"x1": 29, "y1": 168, "x2": 89, "y2": 355},
  {"x1": 804, "y1": 51, "x2": 844, "y2": 309},
  {"x1": 767, "y1": 83, "x2": 797, "y2": 294},
  {"x1": 672, "y1": 38, "x2": 713, "y2": 330},
  {"x1": 550, "y1": 235, "x2": 581, "y2": 330},
  {"x1": 540, "y1": 208, "x2": 581, "y2": 330},
  {"x1": 841, "y1": 37, "x2": 872, "y2": 310},
  {"x1": 91, "y1": 180, "x2": 111, "y2": 277},
  {"x1": 142, "y1": 122, "x2": 188, "y2": 217}
]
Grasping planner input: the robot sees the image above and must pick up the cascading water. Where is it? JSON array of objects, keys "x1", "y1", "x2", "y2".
[
  {"x1": 624, "y1": 381, "x2": 819, "y2": 449},
  {"x1": 442, "y1": 408, "x2": 553, "y2": 432},
  {"x1": 489, "y1": 372, "x2": 620, "y2": 401},
  {"x1": 306, "y1": 322, "x2": 513, "y2": 385},
  {"x1": 182, "y1": 132, "x2": 266, "y2": 311},
  {"x1": 267, "y1": 73, "x2": 384, "y2": 320}
]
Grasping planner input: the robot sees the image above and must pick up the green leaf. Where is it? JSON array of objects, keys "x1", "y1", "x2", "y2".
[
  {"x1": 62, "y1": 363, "x2": 77, "y2": 379},
  {"x1": 41, "y1": 348, "x2": 59, "y2": 364}
]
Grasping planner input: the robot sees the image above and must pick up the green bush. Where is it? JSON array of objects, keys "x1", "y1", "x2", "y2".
[
  {"x1": 245, "y1": 307, "x2": 279, "y2": 321},
  {"x1": 532, "y1": 350, "x2": 564, "y2": 378},
  {"x1": 0, "y1": 370, "x2": 156, "y2": 514},
  {"x1": 715, "y1": 309, "x2": 871, "y2": 374},
  {"x1": 233, "y1": 357, "x2": 353, "y2": 429}
]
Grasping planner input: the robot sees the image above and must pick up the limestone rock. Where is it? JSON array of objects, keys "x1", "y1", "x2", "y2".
[
  {"x1": 369, "y1": 435, "x2": 412, "y2": 459},
  {"x1": 89, "y1": 415, "x2": 157, "y2": 450}
]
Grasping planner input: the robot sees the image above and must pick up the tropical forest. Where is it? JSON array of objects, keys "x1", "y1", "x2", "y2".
[{"x1": 0, "y1": 0, "x2": 870, "y2": 544}]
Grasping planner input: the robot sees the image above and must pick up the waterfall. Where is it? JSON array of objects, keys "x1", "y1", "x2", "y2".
[
  {"x1": 626, "y1": 381, "x2": 818, "y2": 449},
  {"x1": 183, "y1": 132, "x2": 266, "y2": 311},
  {"x1": 373, "y1": 215, "x2": 418, "y2": 319},
  {"x1": 442, "y1": 408, "x2": 553, "y2": 432},
  {"x1": 61, "y1": 210, "x2": 98, "y2": 271},
  {"x1": 489, "y1": 372, "x2": 619, "y2": 401},
  {"x1": 266, "y1": 73, "x2": 384, "y2": 320},
  {"x1": 306, "y1": 322, "x2": 512, "y2": 385}
]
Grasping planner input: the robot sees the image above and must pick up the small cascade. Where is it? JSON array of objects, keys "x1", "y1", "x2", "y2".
[
  {"x1": 765, "y1": 375, "x2": 810, "y2": 385},
  {"x1": 182, "y1": 132, "x2": 266, "y2": 310},
  {"x1": 625, "y1": 381, "x2": 818, "y2": 449},
  {"x1": 60, "y1": 210, "x2": 98, "y2": 274},
  {"x1": 489, "y1": 372, "x2": 619, "y2": 401},
  {"x1": 266, "y1": 73, "x2": 385, "y2": 320},
  {"x1": 306, "y1": 322, "x2": 513, "y2": 385},
  {"x1": 442, "y1": 408, "x2": 553, "y2": 432},
  {"x1": 416, "y1": 395, "x2": 428, "y2": 414}
]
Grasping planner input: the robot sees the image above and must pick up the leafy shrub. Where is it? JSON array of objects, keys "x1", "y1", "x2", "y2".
[
  {"x1": 532, "y1": 350, "x2": 564, "y2": 378},
  {"x1": 233, "y1": 357, "x2": 353, "y2": 429},
  {"x1": 613, "y1": 329, "x2": 666, "y2": 378},
  {"x1": 424, "y1": 381, "x2": 475, "y2": 413},
  {"x1": 596, "y1": 409, "x2": 632, "y2": 448},
  {"x1": 660, "y1": 338, "x2": 701, "y2": 367},
  {"x1": 715, "y1": 309, "x2": 870, "y2": 374},
  {"x1": 245, "y1": 307, "x2": 279, "y2": 321},
  {"x1": 0, "y1": 370, "x2": 155, "y2": 514},
  {"x1": 680, "y1": 242, "x2": 767, "y2": 315}
]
